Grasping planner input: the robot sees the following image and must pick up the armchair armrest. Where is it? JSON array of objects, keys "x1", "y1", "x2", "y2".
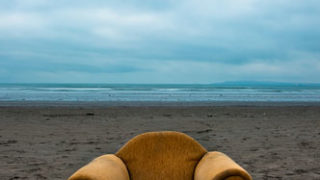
[
  {"x1": 68, "y1": 154, "x2": 130, "y2": 180},
  {"x1": 194, "y1": 152, "x2": 252, "y2": 180}
]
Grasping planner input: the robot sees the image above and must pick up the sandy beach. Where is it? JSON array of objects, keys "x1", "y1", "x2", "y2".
[{"x1": 1, "y1": 102, "x2": 320, "y2": 180}]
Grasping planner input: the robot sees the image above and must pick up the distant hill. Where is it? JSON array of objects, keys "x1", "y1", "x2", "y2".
[{"x1": 211, "y1": 81, "x2": 320, "y2": 87}]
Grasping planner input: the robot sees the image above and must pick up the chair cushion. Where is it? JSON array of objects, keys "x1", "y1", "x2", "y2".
[{"x1": 116, "y1": 131, "x2": 207, "y2": 180}]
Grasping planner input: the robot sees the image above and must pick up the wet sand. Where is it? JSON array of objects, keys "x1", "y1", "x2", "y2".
[{"x1": 0, "y1": 103, "x2": 320, "y2": 179}]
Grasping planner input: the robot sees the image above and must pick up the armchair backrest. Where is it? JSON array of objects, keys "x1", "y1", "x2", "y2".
[{"x1": 116, "y1": 131, "x2": 207, "y2": 180}]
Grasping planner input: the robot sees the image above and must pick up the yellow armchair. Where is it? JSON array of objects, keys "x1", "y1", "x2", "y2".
[
  {"x1": 68, "y1": 131, "x2": 252, "y2": 180},
  {"x1": 68, "y1": 154, "x2": 129, "y2": 180}
]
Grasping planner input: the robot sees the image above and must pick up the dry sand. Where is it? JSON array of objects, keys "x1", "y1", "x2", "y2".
[{"x1": 0, "y1": 103, "x2": 320, "y2": 179}]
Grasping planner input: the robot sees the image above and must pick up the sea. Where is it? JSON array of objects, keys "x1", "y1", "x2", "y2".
[{"x1": 0, "y1": 82, "x2": 320, "y2": 102}]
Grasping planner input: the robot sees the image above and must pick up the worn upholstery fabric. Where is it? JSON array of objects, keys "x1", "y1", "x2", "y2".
[
  {"x1": 68, "y1": 131, "x2": 253, "y2": 180},
  {"x1": 194, "y1": 151, "x2": 252, "y2": 180},
  {"x1": 68, "y1": 154, "x2": 129, "y2": 180},
  {"x1": 116, "y1": 131, "x2": 207, "y2": 180}
]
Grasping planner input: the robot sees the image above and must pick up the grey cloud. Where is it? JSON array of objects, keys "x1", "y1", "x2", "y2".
[{"x1": 0, "y1": 0, "x2": 320, "y2": 83}]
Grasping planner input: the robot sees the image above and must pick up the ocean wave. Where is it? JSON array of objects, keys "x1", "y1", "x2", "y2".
[{"x1": 0, "y1": 84, "x2": 320, "y2": 102}]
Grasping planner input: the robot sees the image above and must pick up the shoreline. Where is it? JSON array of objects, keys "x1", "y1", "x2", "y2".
[{"x1": 1, "y1": 100, "x2": 320, "y2": 107}]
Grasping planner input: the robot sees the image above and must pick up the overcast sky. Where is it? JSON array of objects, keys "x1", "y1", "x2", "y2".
[{"x1": 0, "y1": 0, "x2": 319, "y2": 83}]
